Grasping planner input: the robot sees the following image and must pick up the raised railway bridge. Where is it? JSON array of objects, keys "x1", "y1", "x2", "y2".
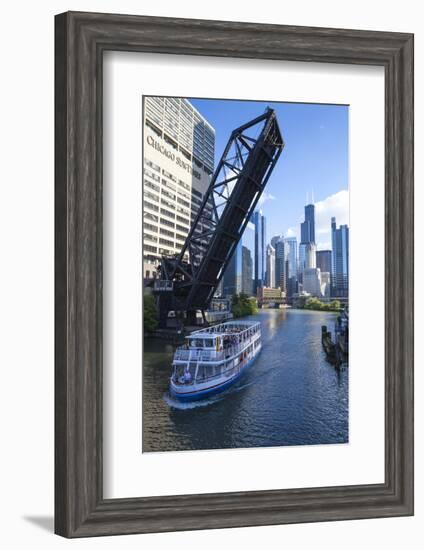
[{"x1": 152, "y1": 108, "x2": 284, "y2": 329}]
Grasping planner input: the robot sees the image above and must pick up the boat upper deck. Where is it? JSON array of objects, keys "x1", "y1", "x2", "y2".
[
  {"x1": 190, "y1": 321, "x2": 261, "y2": 338},
  {"x1": 173, "y1": 321, "x2": 261, "y2": 363}
]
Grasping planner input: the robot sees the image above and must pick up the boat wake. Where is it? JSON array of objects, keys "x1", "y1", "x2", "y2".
[{"x1": 163, "y1": 392, "x2": 223, "y2": 410}]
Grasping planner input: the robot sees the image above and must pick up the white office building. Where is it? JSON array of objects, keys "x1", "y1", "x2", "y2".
[
  {"x1": 320, "y1": 271, "x2": 331, "y2": 298},
  {"x1": 303, "y1": 267, "x2": 322, "y2": 297},
  {"x1": 143, "y1": 97, "x2": 215, "y2": 278}
]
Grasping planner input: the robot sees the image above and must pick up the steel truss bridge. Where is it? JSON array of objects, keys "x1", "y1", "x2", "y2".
[{"x1": 154, "y1": 108, "x2": 284, "y2": 327}]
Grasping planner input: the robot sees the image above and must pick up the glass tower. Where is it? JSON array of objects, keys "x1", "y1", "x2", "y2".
[
  {"x1": 241, "y1": 246, "x2": 253, "y2": 295},
  {"x1": 222, "y1": 242, "x2": 242, "y2": 296},
  {"x1": 284, "y1": 236, "x2": 298, "y2": 297},
  {"x1": 316, "y1": 250, "x2": 332, "y2": 274},
  {"x1": 331, "y1": 217, "x2": 349, "y2": 298},
  {"x1": 253, "y1": 210, "x2": 267, "y2": 293},
  {"x1": 300, "y1": 204, "x2": 315, "y2": 244}
]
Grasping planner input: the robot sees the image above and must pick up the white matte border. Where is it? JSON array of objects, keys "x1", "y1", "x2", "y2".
[{"x1": 103, "y1": 51, "x2": 385, "y2": 498}]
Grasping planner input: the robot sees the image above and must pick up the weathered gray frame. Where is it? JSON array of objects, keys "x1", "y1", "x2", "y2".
[{"x1": 55, "y1": 11, "x2": 414, "y2": 538}]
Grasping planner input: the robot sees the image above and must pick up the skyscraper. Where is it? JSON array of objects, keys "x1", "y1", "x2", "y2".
[
  {"x1": 331, "y1": 217, "x2": 349, "y2": 298},
  {"x1": 316, "y1": 250, "x2": 332, "y2": 274},
  {"x1": 253, "y1": 210, "x2": 267, "y2": 292},
  {"x1": 265, "y1": 244, "x2": 276, "y2": 288},
  {"x1": 241, "y1": 246, "x2": 253, "y2": 295},
  {"x1": 222, "y1": 226, "x2": 254, "y2": 297},
  {"x1": 273, "y1": 236, "x2": 285, "y2": 291},
  {"x1": 284, "y1": 236, "x2": 298, "y2": 297},
  {"x1": 284, "y1": 237, "x2": 298, "y2": 280},
  {"x1": 270, "y1": 235, "x2": 281, "y2": 249},
  {"x1": 300, "y1": 204, "x2": 316, "y2": 244},
  {"x1": 320, "y1": 271, "x2": 331, "y2": 298},
  {"x1": 299, "y1": 242, "x2": 316, "y2": 274},
  {"x1": 299, "y1": 203, "x2": 316, "y2": 285},
  {"x1": 222, "y1": 241, "x2": 242, "y2": 296},
  {"x1": 303, "y1": 267, "x2": 322, "y2": 297},
  {"x1": 143, "y1": 97, "x2": 215, "y2": 278}
]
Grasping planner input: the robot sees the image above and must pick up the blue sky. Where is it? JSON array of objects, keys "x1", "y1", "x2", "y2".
[{"x1": 190, "y1": 98, "x2": 349, "y2": 250}]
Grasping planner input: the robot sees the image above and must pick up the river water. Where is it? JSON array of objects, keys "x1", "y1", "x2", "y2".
[{"x1": 143, "y1": 308, "x2": 348, "y2": 452}]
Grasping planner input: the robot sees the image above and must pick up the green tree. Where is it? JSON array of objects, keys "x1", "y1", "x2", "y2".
[
  {"x1": 247, "y1": 297, "x2": 258, "y2": 315},
  {"x1": 297, "y1": 297, "x2": 342, "y2": 312},
  {"x1": 294, "y1": 295, "x2": 308, "y2": 308},
  {"x1": 231, "y1": 293, "x2": 258, "y2": 318},
  {"x1": 305, "y1": 297, "x2": 322, "y2": 310},
  {"x1": 144, "y1": 293, "x2": 158, "y2": 332}
]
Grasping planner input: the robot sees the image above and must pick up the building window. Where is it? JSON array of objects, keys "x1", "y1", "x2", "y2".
[
  {"x1": 162, "y1": 169, "x2": 177, "y2": 182},
  {"x1": 145, "y1": 179, "x2": 160, "y2": 193},
  {"x1": 144, "y1": 158, "x2": 160, "y2": 172},
  {"x1": 160, "y1": 228, "x2": 174, "y2": 238},
  {"x1": 178, "y1": 179, "x2": 190, "y2": 191},
  {"x1": 162, "y1": 189, "x2": 176, "y2": 201},
  {"x1": 145, "y1": 190, "x2": 159, "y2": 202},
  {"x1": 144, "y1": 254, "x2": 159, "y2": 264},
  {"x1": 161, "y1": 178, "x2": 176, "y2": 191},
  {"x1": 160, "y1": 208, "x2": 175, "y2": 219},
  {"x1": 177, "y1": 193, "x2": 191, "y2": 205},
  {"x1": 176, "y1": 206, "x2": 189, "y2": 216},
  {"x1": 161, "y1": 198, "x2": 175, "y2": 210},
  {"x1": 145, "y1": 119, "x2": 162, "y2": 137},
  {"x1": 144, "y1": 233, "x2": 158, "y2": 243},
  {"x1": 159, "y1": 238, "x2": 174, "y2": 248},
  {"x1": 177, "y1": 197, "x2": 190, "y2": 208},
  {"x1": 144, "y1": 168, "x2": 160, "y2": 182},
  {"x1": 191, "y1": 196, "x2": 202, "y2": 207},
  {"x1": 160, "y1": 217, "x2": 175, "y2": 228},
  {"x1": 143, "y1": 222, "x2": 158, "y2": 233},
  {"x1": 144, "y1": 201, "x2": 159, "y2": 212},
  {"x1": 176, "y1": 215, "x2": 190, "y2": 226},
  {"x1": 144, "y1": 212, "x2": 158, "y2": 222}
]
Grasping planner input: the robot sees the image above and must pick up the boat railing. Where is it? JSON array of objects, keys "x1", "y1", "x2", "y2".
[
  {"x1": 173, "y1": 349, "x2": 222, "y2": 361},
  {"x1": 172, "y1": 364, "x2": 240, "y2": 386},
  {"x1": 190, "y1": 321, "x2": 261, "y2": 337},
  {"x1": 171, "y1": 376, "x2": 195, "y2": 387},
  {"x1": 173, "y1": 339, "x2": 258, "y2": 363}
]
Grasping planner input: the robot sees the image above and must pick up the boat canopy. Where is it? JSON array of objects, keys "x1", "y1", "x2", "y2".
[
  {"x1": 189, "y1": 321, "x2": 260, "y2": 337},
  {"x1": 184, "y1": 321, "x2": 260, "y2": 350}
]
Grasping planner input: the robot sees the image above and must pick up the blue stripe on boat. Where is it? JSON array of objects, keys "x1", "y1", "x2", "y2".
[{"x1": 169, "y1": 348, "x2": 261, "y2": 402}]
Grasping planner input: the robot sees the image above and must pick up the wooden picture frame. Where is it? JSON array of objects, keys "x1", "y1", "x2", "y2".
[{"x1": 55, "y1": 11, "x2": 414, "y2": 537}]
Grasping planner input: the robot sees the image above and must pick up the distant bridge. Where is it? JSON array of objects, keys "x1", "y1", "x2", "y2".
[{"x1": 257, "y1": 296, "x2": 286, "y2": 308}]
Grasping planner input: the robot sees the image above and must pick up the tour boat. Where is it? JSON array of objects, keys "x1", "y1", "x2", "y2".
[{"x1": 169, "y1": 321, "x2": 261, "y2": 401}]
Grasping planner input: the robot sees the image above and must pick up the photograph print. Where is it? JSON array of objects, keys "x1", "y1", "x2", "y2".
[{"x1": 142, "y1": 96, "x2": 349, "y2": 453}]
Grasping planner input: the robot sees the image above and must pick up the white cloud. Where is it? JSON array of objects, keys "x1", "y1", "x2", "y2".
[
  {"x1": 285, "y1": 226, "x2": 297, "y2": 238},
  {"x1": 258, "y1": 191, "x2": 276, "y2": 206},
  {"x1": 315, "y1": 189, "x2": 349, "y2": 250}
]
